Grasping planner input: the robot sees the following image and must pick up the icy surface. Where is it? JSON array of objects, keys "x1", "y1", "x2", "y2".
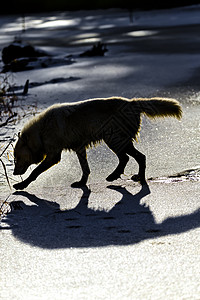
[{"x1": 0, "y1": 6, "x2": 200, "y2": 300}]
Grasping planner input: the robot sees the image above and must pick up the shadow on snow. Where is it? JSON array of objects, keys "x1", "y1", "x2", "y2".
[{"x1": 1, "y1": 184, "x2": 200, "y2": 249}]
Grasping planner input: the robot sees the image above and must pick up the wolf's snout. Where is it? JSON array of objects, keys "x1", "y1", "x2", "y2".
[{"x1": 13, "y1": 166, "x2": 26, "y2": 176}]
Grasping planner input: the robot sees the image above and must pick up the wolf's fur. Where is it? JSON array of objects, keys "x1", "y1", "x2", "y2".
[{"x1": 13, "y1": 96, "x2": 182, "y2": 190}]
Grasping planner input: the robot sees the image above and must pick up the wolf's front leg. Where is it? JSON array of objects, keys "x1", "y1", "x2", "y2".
[{"x1": 13, "y1": 153, "x2": 61, "y2": 190}]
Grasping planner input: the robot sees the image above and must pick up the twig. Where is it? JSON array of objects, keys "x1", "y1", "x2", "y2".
[
  {"x1": 0, "y1": 171, "x2": 19, "y2": 182},
  {"x1": 0, "y1": 113, "x2": 17, "y2": 128},
  {"x1": 0, "y1": 137, "x2": 15, "y2": 158},
  {"x1": 0, "y1": 194, "x2": 12, "y2": 219},
  {"x1": 23, "y1": 79, "x2": 29, "y2": 95},
  {"x1": 0, "y1": 135, "x2": 17, "y2": 189},
  {"x1": 0, "y1": 158, "x2": 11, "y2": 190}
]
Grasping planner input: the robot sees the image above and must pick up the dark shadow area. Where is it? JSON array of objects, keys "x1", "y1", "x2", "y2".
[
  {"x1": 1, "y1": 10, "x2": 200, "y2": 98},
  {"x1": 121, "y1": 24, "x2": 200, "y2": 55},
  {"x1": 1, "y1": 184, "x2": 199, "y2": 249},
  {"x1": 8, "y1": 77, "x2": 81, "y2": 95},
  {"x1": 2, "y1": 55, "x2": 75, "y2": 73},
  {"x1": 1, "y1": 0, "x2": 200, "y2": 14},
  {"x1": 3, "y1": 13, "x2": 199, "y2": 56},
  {"x1": 20, "y1": 22, "x2": 200, "y2": 55}
]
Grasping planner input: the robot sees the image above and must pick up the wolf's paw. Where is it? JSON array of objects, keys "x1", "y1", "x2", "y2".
[
  {"x1": 131, "y1": 174, "x2": 140, "y2": 182},
  {"x1": 131, "y1": 174, "x2": 147, "y2": 185},
  {"x1": 13, "y1": 181, "x2": 27, "y2": 190},
  {"x1": 71, "y1": 181, "x2": 87, "y2": 188}
]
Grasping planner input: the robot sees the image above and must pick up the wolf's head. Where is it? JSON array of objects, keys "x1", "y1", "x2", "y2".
[{"x1": 13, "y1": 133, "x2": 34, "y2": 175}]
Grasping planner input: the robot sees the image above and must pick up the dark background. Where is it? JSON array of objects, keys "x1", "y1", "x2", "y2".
[{"x1": 1, "y1": 0, "x2": 200, "y2": 14}]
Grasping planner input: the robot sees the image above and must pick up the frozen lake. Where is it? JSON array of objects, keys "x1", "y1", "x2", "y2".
[{"x1": 0, "y1": 5, "x2": 200, "y2": 300}]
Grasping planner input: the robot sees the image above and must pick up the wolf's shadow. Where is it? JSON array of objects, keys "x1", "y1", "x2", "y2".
[{"x1": 2, "y1": 184, "x2": 200, "y2": 249}]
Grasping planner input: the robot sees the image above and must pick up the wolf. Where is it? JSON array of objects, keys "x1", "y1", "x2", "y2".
[{"x1": 13, "y1": 97, "x2": 182, "y2": 190}]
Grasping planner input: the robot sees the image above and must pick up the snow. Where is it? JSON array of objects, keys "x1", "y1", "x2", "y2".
[{"x1": 0, "y1": 5, "x2": 200, "y2": 300}]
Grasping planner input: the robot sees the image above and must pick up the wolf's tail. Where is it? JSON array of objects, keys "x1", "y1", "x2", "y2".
[{"x1": 135, "y1": 97, "x2": 182, "y2": 120}]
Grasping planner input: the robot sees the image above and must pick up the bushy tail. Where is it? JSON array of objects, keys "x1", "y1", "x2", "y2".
[{"x1": 136, "y1": 97, "x2": 182, "y2": 120}]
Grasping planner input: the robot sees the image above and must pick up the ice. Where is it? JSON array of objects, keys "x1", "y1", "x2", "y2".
[{"x1": 0, "y1": 6, "x2": 200, "y2": 300}]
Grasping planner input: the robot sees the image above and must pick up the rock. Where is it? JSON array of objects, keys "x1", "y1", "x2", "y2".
[
  {"x1": 2, "y1": 57, "x2": 36, "y2": 72},
  {"x1": 2, "y1": 42, "x2": 47, "y2": 65},
  {"x1": 80, "y1": 42, "x2": 108, "y2": 57}
]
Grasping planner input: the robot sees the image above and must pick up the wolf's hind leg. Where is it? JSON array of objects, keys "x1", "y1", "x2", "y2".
[
  {"x1": 71, "y1": 148, "x2": 90, "y2": 188},
  {"x1": 125, "y1": 143, "x2": 147, "y2": 185},
  {"x1": 105, "y1": 139, "x2": 129, "y2": 182}
]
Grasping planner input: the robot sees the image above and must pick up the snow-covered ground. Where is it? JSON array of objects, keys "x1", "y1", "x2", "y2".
[{"x1": 0, "y1": 5, "x2": 200, "y2": 300}]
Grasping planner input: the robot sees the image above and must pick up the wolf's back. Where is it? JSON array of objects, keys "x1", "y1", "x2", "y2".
[{"x1": 134, "y1": 97, "x2": 182, "y2": 120}]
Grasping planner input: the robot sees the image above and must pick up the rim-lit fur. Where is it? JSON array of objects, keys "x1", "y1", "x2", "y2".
[{"x1": 13, "y1": 96, "x2": 182, "y2": 189}]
